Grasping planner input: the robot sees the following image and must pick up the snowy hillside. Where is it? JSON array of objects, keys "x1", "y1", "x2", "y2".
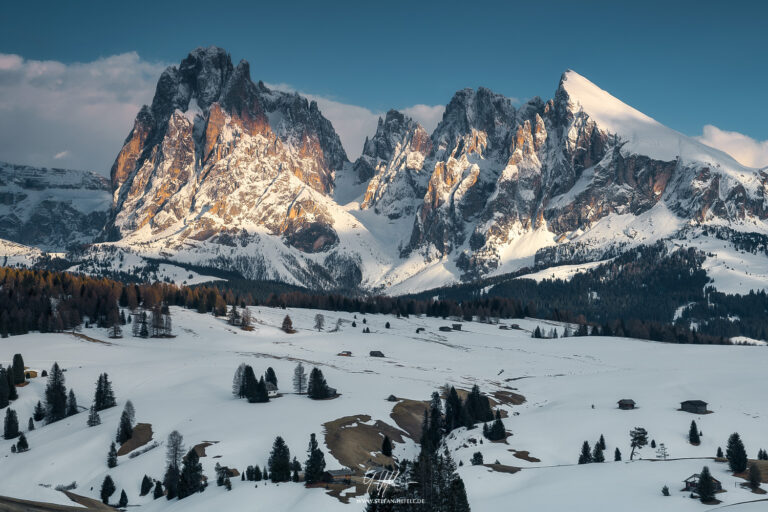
[{"x1": 1, "y1": 306, "x2": 767, "y2": 510}]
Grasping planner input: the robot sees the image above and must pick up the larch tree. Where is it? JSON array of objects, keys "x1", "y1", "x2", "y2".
[{"x1": 293, "y1": 362, "x2": 307, "y2": 394}]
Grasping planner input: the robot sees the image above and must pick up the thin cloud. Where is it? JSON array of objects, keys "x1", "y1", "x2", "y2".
[
  {"x1": 53, "y1": 150, "x2": 70, "y2": 160},
  {"x1": 696, "y1": 124, "x2": 768, "y2": 168}
]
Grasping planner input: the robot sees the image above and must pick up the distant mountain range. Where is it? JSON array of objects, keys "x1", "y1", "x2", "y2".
[{"x1": 1, "y1": 46, "x2": 766, "y2": 294}]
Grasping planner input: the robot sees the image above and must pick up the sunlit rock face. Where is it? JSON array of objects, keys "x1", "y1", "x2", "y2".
[{"x1": 107, "y1": 46, "x2": 347, "y2": 254}]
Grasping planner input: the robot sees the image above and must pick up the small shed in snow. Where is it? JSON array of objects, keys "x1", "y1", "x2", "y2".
[
  {"x1": 617, "y1": 399, "x2": 636, "y2": 410},
  {"x1": 323, "y1": 468, "x2": 354, "y2": 483},
  {"x1": 683, "y1": 473, "x2": 722, "y2": 492},
  {"x1": 452, "y1": 323, "x2": 463, "y2": 331},
  {"x1": 265, "y1": 381, "x2": 278, "y2": 398},
  {"x1": 681, "y1": 400, "x2": 708, "y2": 414},
  {"x1": 370, "y1": 350, "x2": 385, "y2": 357},
  {"x1": 438, "y1": 326, "x2": 452, "y2": 332}
]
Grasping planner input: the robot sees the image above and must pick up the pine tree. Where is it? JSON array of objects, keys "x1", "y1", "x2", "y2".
[
  {"x1": 164, "y1": 465, "x2": 180, "y2": 500},
  {"x1": 726, "y1": 432, "x2": 748, "y2": 473},
  {"x1": 44, "y1": 362, "x2": 67, "y2": 423},
  {"x1": 592, "y1": 442, "x2": 605, "y2": 462},
  {"x1": 153, "y1": 480, "x2": 164, "y2": 499},
  {"x1": 232, "y1": 364, "x2": 246, "y2": 397},
  {"x1": 651, "y1": 439, "x2": 656, "y2": 449},
  {"x1": 178, "y1": 448, "x2": 204, "y2": 498},
  {"x1": 116, "y1": 401, "x2": 134, "y2": 444},
  {"x1": 93, "y1": 373, "x2": 117, "y2": 412},
  {"x1": 107, "y1": 441, "x2": 118, "y2": 468},
  {"x1": 716, "y1": 446, "x2": 724, "y2": 458},
  {"x1": 4, "y1": 408, "x2": 19, "y2": 439},
  {"x1": 697, "y1": 465, "x2": 716, "y2": 503},
  {"x1": 27, "y1": 417, "x2": 34, "y2": 431},
  {"x1": 305, "y1": 433, "x2": 328, "y2": 484},
  {"x1": 242, "y1": 365, "x2": 258, "y2": 402},
  {"x1": 255, "y1": 376, "x2": 270, "y2": 403},
  {"x1": 629, "y1": 427, "x2": 648, "y2": 460},
  {"x1": 140, "y1": 475, "x2": 153, "y2": 496},
  {"x1": 444, "y1": 386, "x2": 463, "y2": 431},
  {"x1": 578, "y1": 441, "x2": 593, "y2": 464},
  {"x1": 598, "y1": 434, "x2": 606, "y2": 450},
  {"x1": 307, "y1": 367, "x2": 330, "y2": 399},
  {"x1": 282, "y1": 315, "x2": 293, "y2": 333},
  {"x1": 6, "y1": 367, "x2": 17, "y2": 401},
  {"x1": 101, "y1": 475, "x2": 116, "y2": 504},
  {"x1": 253, "y1": 465, "x2": 263, "y2": 481},
  {"x1": 382, "y1": 435, "x2": 393, "y2": 457},
  {"x1": 265, "y1": 367, "x2": 277, "y2": 388},
  {"x1": 293, "y1": 362, "x2": 307, "y2": 394},
  {"x1": 749, "y1": 463, "x2": 762, "y2": 489},
  {"x1": 662, "y1": 485, "x2": 670, "y2": 496},
  {"x1": 117, "y1": 490, "x2": 128, "y2": 507},
  {"x1": 66, "y1": 389, "x2": 78, "y2": 416},
  {"x1": 87, "y1": 404, "x2": 101, "y2": 426},
  {"x1": 447, "y1": 475, "x2": 471, "y2": 512},
  {"x1": 15, "y1": 432, "x2": 28, "y2": 452},
  {"x1": 269, "y1": 436, "x2": 291, "y2": 482},
  {"x1": 470, "y1": 451, "x2": 483, "y2": 465},
  {"x1": 32, "y1": 401, "x2": 44, "y2": 422},
  {"x1": 614, "y1": 447, "x2": 622, "y2": 461},
  {"x1": 291, "y1": 457, "x2": 301, "y2": 482},
  {"x1": 0, "y1": 367, "x2": 9, "y2": 408},
  {"x1": 11, "y1": 354, "x2": 25, "y2": 385},
  {"x1": 689, "y1": 420, "x2": 700, "y2": 444}
]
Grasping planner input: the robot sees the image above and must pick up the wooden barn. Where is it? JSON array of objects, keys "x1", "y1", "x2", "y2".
[
  {"x1": 323, "y1": 468, "x2": 354, "y2": 484},
  {"x1": 617, "y1": 399, "x2": 636, "y2": 410},
  {"x1": 452, "y1": 323, "x2": 463, "y2": 331},
  {"x1": 681, "y1": 400, "x2": 708, "y2": 414}
]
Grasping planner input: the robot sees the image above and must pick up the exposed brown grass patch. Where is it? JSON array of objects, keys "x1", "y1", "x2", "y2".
[
  {"x1": 390, "y1": 399, "x2": 429, "y2": 440},
  {"x1": 509, "y1": 449, "x2": 541, "y2": 463},
  {"x1": 64, "y1": 332, "x2": 111, "y2": 345},
  {"x1": 117, "y1": 422, "x2": 153, "y2": 456},
  {"x1": 323, "y1": 414, "x2": 404, "y2": 472},
  {"x1": 483, "y1": 463, "x2": 521, "y2": 474},
  {"x1": 734, "y1": 460, "x2": 768, "y2": 484}
]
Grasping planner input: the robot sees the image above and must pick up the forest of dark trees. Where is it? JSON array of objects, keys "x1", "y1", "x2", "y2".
[{"x1": 0, "y1": 240, "x2": 765, "y2": 345}]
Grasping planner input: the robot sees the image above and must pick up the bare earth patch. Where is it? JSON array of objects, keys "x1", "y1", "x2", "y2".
[
  {"x1": 483, "y1": 463, "x2": 521, "y2": 474},
  {"x1": 0, "y1": 493, "x2": 114, "y2": 512},
  {"x1": 390, "y1": 399, "x2": 429, "y2": 440},
  {"x1": 509, "y1": 449, "x2": 541, "y2": 463},
  {"x1": 117, "y1": 422, "x2": 153, "y2": 456},
  {"x1": 323, "y1": 414, "x2": 404, "y2": 472}
]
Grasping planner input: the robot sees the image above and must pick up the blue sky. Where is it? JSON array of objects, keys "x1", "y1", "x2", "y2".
[{"x1": 1, "y1": 0, "x2": 767, "y2": 171}]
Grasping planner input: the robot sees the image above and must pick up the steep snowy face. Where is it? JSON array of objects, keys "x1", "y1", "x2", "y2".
[
  {"x1": 353, "y1": 110, "x2": 432, "y2": 219},
  {"x1": 388, "y1": 71, "x2": 768, "y2": 277},
  {"x1": 0, "y1": 162, "x2": 110, "y2": 250},
  {"x1": 107, "y1": 47, "x2": 348, "y2": 253}
]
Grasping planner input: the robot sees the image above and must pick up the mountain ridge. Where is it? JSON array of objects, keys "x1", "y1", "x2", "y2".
[{"x1": 0, "y1": 46, "x2": 766, "y2": 294}]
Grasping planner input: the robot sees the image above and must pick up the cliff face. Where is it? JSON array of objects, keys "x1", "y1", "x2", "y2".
[{"x1": 107, "y1": 47, "x2": 348, "y2": 254}]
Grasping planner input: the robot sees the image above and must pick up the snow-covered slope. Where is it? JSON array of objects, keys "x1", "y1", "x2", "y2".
[{"x1": 0, "y1": 307, "x2": 766, "y2": 511}]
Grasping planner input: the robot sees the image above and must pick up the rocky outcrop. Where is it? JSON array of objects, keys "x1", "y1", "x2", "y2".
[{"x1": 107, "y1": 47, "x2": 348, "y2": 255}]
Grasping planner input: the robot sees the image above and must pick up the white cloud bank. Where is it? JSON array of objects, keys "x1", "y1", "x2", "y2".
[
  {"x1": 0, "y1": 52, "x2": 167, "y2": 173},
  {"x1": 696, "y1": 124, "x2": 768, "y2": 168}
]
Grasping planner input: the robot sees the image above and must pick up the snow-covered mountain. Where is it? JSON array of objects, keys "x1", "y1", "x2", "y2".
[
  {"x1": 0, "y1": 162, "x2": 110, "y2": 250},
  {"x1": 1, "y1": 47, "x2": 767, "y2": 293}
]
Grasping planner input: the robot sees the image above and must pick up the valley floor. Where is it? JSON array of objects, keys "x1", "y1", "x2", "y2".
[{"x1": 1, "y1": 307, "x2": 766, "y2": 511}]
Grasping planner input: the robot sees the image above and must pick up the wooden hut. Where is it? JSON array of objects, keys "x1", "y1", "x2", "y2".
[
  {"x1": 680, "y1": 400, "x2": 708, "y2": 414},
  {"x1": 617, "y1": 399, "x2": 636, "y2": 410}
]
